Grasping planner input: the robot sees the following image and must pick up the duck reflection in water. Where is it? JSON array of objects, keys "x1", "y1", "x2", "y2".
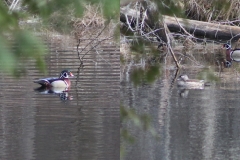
[
  {"x1": 34, "y1": 86, "x2": 73, "y2": 101},
  {"x1": 177, "y1": 74, "x2": 206, "y2": 98},
  {"x1": 33, "y1": 70, "x2": 74, "y2": 101}
]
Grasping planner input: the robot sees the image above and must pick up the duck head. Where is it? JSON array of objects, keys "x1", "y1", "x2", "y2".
[
  {"x1": 222, "y1": 43, "x2": 231, "y2": 50},
  {"x1": 59, "y1": 70, "x2": 74, "y2": 79},
  {"x1": 177, "y1": 74, "x2": 189, "y2": 81}
]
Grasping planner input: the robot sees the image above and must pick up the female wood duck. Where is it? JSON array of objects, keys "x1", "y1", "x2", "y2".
[
  {"x1": 34, "y1": 70, "x2": 74, "y2": 87},
  {"x1": 177, "y1": 74, "x2": 204, "y2": 89}
]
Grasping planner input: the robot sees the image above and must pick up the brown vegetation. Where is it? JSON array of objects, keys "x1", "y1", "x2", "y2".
[
  {"x1": 184, "y1": 0, "x2": 240, "y2": 23},
  {"x1": 120, "y1": 0, "x2": 240, "y2": 69},
  {"x1": 72, "y1": 4, "x2": 114, "y2": 40}
]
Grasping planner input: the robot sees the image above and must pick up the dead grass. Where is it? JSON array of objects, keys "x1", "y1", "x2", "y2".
[
  {"x1": 183, "y1": 0, "x2": 240, "y2": 23},
  {"x1": 72, "y1": 3, "x2": 111, "y2": 40},
  {"x1": 71, "y1": 3, "x2": 118, "y2": 43},
  {"x1": 73, "y1": 4, "x2": 105, "y2": 28}
]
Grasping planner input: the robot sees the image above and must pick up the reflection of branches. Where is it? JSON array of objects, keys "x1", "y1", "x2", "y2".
[
  {"x1": 178, "y1": 53, "x2": 204, "y2": 67},
  {"x1": 91, "y1": 42, "x2": 113, "y2": 66},
  {"x1": 163, "y1": 20, "x2": 180, "y2": 68},
  {"x1": 82, "y1": 37, "x2": 112, "y2": 60},
  {"x1": 172, "y1": 68, "x2": 180, "y2": 87},
  {"x1": 75, "y1": 23, "x2": 113, "y2": 87},
  {"x1": 76, "y1": 24, "x2": 108, "y2": 64}
]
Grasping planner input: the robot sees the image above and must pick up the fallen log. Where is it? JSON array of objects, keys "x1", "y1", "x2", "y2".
[{"x1": 120, "y1": 7, "x2": 240, "y2": 41}]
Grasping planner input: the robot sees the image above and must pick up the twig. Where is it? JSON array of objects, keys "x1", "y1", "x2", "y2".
[
  {"x1": 174, "y1": 15, "x2": 195, "y2": 39},
  {"x1": 77, "y1": 24, "x2": 108, "y2": 60},
  {"x1": 178, "y1": 53, "x2": 203, "y2": 66},
  {"x1": 76, "y1": 24, "x2": 110, "y2": 87},
  {"x1": 81, "y1": 37, "x2": 112, "y2": 60},
  {"x1": 163, "y1": 21, "x2": 180, "y2": 68},
  {"x1": 91, "y1": 44, "x2": 113, "y2": 67},
  {"x1": 76, "y1": 39, "x2": 83, "y2": 64},
  {"x1": 9, "y1": 0, "x2": 20, "y2": 12}
]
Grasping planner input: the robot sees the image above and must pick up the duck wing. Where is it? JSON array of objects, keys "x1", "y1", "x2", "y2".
[{"x1": 34, "y1": 77, "x2": 59, "y2": 86}]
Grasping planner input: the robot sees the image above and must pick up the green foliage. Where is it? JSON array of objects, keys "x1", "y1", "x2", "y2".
[
  {"x1": 120, "y1": 54, "x2": 125, "y2": 64},
  {"x1": 0, "y1": 4, "x2": 18, "y2": 30},
  {"x1": 130, "y1": 64, "x2": 161, "y2": 86},
  {"x1": 0, "y1": 30, "x2": 47, "y2": 76},
  {"x1": 130, "y1": 40, "x2": 146, "y2": 54},
  {"x1": 120, "y1": 105, "x2": 158, "y2": 159},
  {"x1": 22, "y1": 0, "x2": 82, "y2": 18},
  {"x1": 102, "y1": 0, "x2": 119, "y2": 20},
  {"x1": 0, "y1": 0, "x2": 118, "y2": 76},
  {"x1": 114, "y1": 23, "x2": 120, "y2": 42},
  {"x1": 213, "y1": 0, "x2": 231, "y2": 11},
  {"x1": 46, "y1": 8, "x2": 75, "y2": 33},
  {"x1": 121, "y1": 105, "x2": 152, "y2": 132},
  {"x1": 23, "y1": 0, "x2": 118, "y2": 21},
  {"x1": 130, "y1": 38, "x2": 159, "y2": 55},
  {"x1": 197, "y1": 68, "x2": 220, "y2": 82},
  {"x1": 130, "y1": 67, "x2": 145, "y2": 85},
  {"x1": 153, "y1": 0, "x2": 184, "y2": 17},
  {"x1": 121, "y1": 129, "x2": 135, "y2": 144},
  {"x1": 0, "y1": 38, "x2": 16, "y2": 73},
  {"x1": 120, "y1": 25, "x2": 134, "y2": 36},
  {"x1": 145, "y1": 65, "x2": 160, "y2": 83}
]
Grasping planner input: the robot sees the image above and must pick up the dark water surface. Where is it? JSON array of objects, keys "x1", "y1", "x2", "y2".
[
  {"x1": 121, "y1": 66, "x2": 240, "y2": 160},
  {"x1": 0, "y1": 35, "x2": 119, "y2": 160}
]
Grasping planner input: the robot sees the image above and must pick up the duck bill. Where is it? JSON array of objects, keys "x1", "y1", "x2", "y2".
[{"x1": 69, "y1": 72, "x2": 74, "y2": 77}]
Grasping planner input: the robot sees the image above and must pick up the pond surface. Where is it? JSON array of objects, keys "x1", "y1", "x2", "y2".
[
  {"x1": 121, "y1": 64, "x2": 240, "y2": 160},
  {"x1": 0, "y1": 35, "x2": 119, "y2": 160}
]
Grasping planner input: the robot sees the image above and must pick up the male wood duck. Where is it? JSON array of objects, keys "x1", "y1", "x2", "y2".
[
  {"x1": 177, "y1": 74, "x2": 204, "y2": 89},
  {"x1": 34, "y1": 70, "x2": 74, "y2": 87},
  {"x1": 222, "y1": 43, "x2": 233, "y2": 67},
  {"x1": 222, "y1": 43, "x2": 240, "y2": 67}
]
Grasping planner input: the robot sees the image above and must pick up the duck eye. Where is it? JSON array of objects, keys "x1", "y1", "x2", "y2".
[
  {"x1": 225, "y1": 44, "x2": 231, "y2": 50},
  {"x1": 63, "y1": 72, "x2": 67, "y2": 77}
]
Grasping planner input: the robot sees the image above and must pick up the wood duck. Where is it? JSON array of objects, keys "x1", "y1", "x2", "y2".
[
  {"x1": 177, "y1": 74, "x2": 204, "y2": 89},
  {"x1": 34, "y1": 70, "x2": 74, "y2": 87},
  {"x1": 222, "y1": 43, "x2": 240, "y2": 67},
  {"x1": 222, "y1": 43, "x2": 233, "y2": 67}
]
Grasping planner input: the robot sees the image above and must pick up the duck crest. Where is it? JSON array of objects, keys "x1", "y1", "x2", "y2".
[{"x1": 59, "y1": 69, "x2": 74, "y2": 78}]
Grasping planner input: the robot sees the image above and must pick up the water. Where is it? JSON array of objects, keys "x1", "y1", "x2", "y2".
[
  {"x1": 121, "y1": 64, "x2": 240, "y2": 160},
  {"x1": 0, "y1": 35, "x2": 120, "y2": 160},
  {"x1": 2, "y1": 33, "x2": 240, "y2": 160}
]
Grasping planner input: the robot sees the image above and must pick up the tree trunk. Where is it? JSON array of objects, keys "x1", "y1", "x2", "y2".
[{"x1": 120, "y1": 7, "x2": 240, "y2": 41}]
